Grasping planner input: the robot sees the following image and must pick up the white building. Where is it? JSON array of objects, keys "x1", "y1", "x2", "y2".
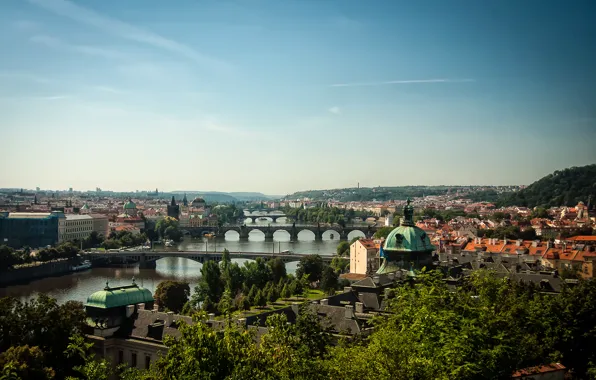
[
  {"x1": 60, "y1": 214, "x2": 93, "y2": 242},
  {"x1": 349, "y1": 239, "x2": 380, "y2": 275}
]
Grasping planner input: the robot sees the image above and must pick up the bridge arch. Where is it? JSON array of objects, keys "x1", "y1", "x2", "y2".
[
  {"x1": 347, "y1": 230, "x2": 366, "y2": 240},
  {"x1": 297, "y1": 230, "x2": 315, "y2": 241},
  {"x1": 224, "y1": 230, "x2": 240, "y2": 240},
  {"x1": 248, "y1": 229, "x2": 266, "y2": 240},
  {"x1": 273, "y1": 230, "x2": 291, "y2": 241},
  {"x1": 322, "y1": 230, "x2": 341, "y2": 240}
]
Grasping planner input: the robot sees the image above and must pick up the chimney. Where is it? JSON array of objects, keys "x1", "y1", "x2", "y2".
[
  {"x1": 358, "y1": 292, "x2": 365, "y2": 302},
  {"x1": 516, "y1": 239, "x2": 522, "y2": 246},
  {"x1": 153, "y1": 303, "x2": 159, "y2": 311},
  {"x1": 166, "y1": 311, "x2": 174, "y2": 327},
  {"x1": 237, "y1": 318, "x2": 247, "y2": 327},
  {"x1": 320, "y1": 299, "x2": 329, "y2": 306},
  {"x1": 126, "y1": 304, "x2": 135, "y2": 318},
  {"x1": 355, "y1": 302, "x2": 364, "y2": 313},
  {"x1": 503, "y1": 238, "x2": 508, "y2": 245},
  {"x1": 343, "y1": 286, "x2": 352, "y2": 293},
  {"x1": 532, "y1": 240, "x2": 538, "y2": 247},
  {"x1": 207, "y1": 313, "x2": 215, "y2": 321},
  {"x1": 345, "y1": 305, "x2": 354, "y2": 319},
  {"x1": 137, "y1": 303, "x2": 145, "y2": 311},
  {"x1": 372, "y1": 275, "x2": 380, "y2": 284}
]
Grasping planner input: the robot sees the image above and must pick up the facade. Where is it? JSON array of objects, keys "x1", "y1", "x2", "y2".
[
  {"x1": 60, "y1": 214, "x2": 94, "y2": 242},
  {"x1": 0, "y1": 211, "x2": 63, "y2": 248},
  {"x1": 89, "y1": 214, "x2": 109, "y2": 237},
  {"x1": 349, "y1": 239, "x2": 379, "y2": 275}
]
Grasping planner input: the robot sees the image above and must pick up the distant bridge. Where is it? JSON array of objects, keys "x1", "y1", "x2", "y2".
[
  {"x1": 182, "y1": 224, "x2": 380, "y2": 240},
  {"x1": 84, "y1": 250, "x2": 332, "y2": 268},
  {"x1": 243, "y1": 214, "x2": 287, "y2": 223}
]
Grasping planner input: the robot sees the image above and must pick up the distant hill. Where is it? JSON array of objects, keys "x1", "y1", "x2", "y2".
[
  {"x1": 498, "y1": 164, "x2": 596, "y2": 208},
  {"x1": 170, "y1": 191, "x2": 275, "y2": 203},
  {"x1": 228, "y1": 192, "x2": 274, "y2": 201}
]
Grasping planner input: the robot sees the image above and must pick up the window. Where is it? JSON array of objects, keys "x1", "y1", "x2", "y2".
[
  {"x1": 118, "y1": 350, "x2": 123, "y2": 364},
  {"x1": 145, "y1": 355, "x2": 151, "y2": 369},
  {"x1": 131, "y1": 352, "x2": 137, "y2": 368}
]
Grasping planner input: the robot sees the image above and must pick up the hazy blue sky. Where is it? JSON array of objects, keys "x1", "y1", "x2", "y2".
[{"x1": 1, "y1": 0, "x2": 595, "y2": 195}]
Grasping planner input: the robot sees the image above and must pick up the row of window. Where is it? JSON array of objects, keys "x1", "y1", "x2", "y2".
[{"x1": 118, "y1": 350, "x2": 151, "y2": 369}]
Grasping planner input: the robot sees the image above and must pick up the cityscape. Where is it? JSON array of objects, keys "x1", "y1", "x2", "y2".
[{"x1": 1, "y1": 0, "x2": 596, "y2": 379}]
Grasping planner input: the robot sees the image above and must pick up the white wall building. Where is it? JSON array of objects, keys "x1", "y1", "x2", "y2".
[{"x1": 60, "y1": 214, "x2": 93, "y2": 242}]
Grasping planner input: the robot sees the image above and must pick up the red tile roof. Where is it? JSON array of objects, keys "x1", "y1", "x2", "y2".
[{"x1": 512, "y1": 363, "x2": 566, "y2": 378}]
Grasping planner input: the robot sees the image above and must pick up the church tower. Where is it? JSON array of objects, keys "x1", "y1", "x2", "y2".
[{"x1": 167, "y1": 196, "x2": 180, "y2": 219}]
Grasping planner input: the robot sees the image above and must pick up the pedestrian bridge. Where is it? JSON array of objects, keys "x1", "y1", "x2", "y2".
[{"x1": 83, "y1": 250, "x2": 333, "y2": 268}]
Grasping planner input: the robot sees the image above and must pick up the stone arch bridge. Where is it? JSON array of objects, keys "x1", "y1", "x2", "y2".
[
  {"x1": 184, "y1": 224, "x2": 380, "y2": 241},
  {"x1": 84, "y1": 251, "x2": 332, "y2": 269}
]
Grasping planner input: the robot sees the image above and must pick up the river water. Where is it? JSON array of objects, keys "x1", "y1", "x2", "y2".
[{"x1": 0, "y1": 214, "x2": 367, "y2": 304}]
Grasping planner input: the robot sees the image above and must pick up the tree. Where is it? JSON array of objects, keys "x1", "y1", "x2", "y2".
[
  {"x1": 0, "y1": 345, "x2": 55, "y2": 379},
  {"x1": 191, "y1": 261, "x2": 223, "y2": 309},
  {"x1": 64, "y1": 334, "x2": 113, "y2": 380},
  {"x1": 336, "y1": 241, "x2": 350, "y2": 256},
  {"x1": 155, "y1": 216, "x2": 183, "y2": 242},
  {"x1": 254, "y1": 289, "x2": 266, "y2": 308},
  {"x1": 373, "y1": 226, "x2": 394, "y2": 239},
  {"x1": 281, "y1": 284, "x2": 291, "y2": 300},
  {"x1": 154, "y1": 281, "x2": 190, "y2": 313},
  {"x1": 330, "y1": 256, "x2": 349, "y2": 273},
  {"x1": 296, "y1": 254, "x2": 324, "y2": 283},
  {"x1": 218, "y1": 288, "x2": 234, "y2": 315},
  {"x1": 267, "y1": 284, "x2": 279, "y2": 304},
  {"x1": 247, "y1": 284, "x2": 258, "y2": 305},
  {"x1": 0, "y1": 245, "x2": 18, "y2": 271},
  {"x1": 267, "y1": 257, "x2": 287, "y2": 283},
  {"x1": 0, "y1": 295, "x2": 86, "y2": 379},
  {"x1": 320, "y1": 265, "x2": 339, "y2": 295}
]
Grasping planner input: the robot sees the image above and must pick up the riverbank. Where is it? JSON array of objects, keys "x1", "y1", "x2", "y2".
[{"x1": 0, "y1": 258, "x2": 79, "y2": 287}]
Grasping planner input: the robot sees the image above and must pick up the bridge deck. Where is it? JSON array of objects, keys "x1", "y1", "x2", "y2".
[{"x1": 83, "y1": 251, "x2": 333, "y2": 263}]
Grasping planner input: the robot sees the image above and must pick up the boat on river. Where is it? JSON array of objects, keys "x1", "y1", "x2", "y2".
[{"x1": 71, "y1": 260, "x2": 92, "y2": 272}]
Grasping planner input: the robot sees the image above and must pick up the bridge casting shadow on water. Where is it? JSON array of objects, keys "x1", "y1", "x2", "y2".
[{"x1": 84, "y1": 251, "x2": 332, "y2": 269}]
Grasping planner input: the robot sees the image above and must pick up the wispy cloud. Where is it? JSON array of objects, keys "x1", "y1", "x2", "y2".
[
  {"x1": 0, "y1": 95, "x2": 70, "y2": 101},
  {"x1": 12, "y1": 20, "x2": 39, "y2": 32},
  {"x1": 30, "y1": 34, "x2": 127, "y2": 59},
  {"x1": 328, "y1": 106, "x2": 341, "y2": 115},
  {"x1": 330, "y1": 78, "x2": 475, "y2": 87},
  {"x1": 27, "y1": 0, "x2": 233, "y2": 72}
]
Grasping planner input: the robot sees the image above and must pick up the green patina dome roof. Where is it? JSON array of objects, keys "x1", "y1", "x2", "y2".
[
  {"x1": 123, "y1": 199, "x2": 136, "y2": 209},
  {"x1": 85, "y1": 282, "x2": 153, "y2": 309},
  {"x1": 383, "y1": 225, "x2": 434, "y2": 252}
]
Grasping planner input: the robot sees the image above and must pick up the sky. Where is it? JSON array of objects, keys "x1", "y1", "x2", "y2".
[{"x1": 0, "y1": 0, "x2": 595, "y2": 195}]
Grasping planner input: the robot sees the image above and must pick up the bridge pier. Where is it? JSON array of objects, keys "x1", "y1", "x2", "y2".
[
  {"x1": 139, "y1": 260, "x2": 156, "y2": 269},
  {"x1": 314, "y1": 231, "x2": 323, "y2": 241}
]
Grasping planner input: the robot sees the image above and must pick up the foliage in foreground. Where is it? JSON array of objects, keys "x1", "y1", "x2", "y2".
[{"x1": 5, "y1": 270, "x2": 596, "y2": 380}]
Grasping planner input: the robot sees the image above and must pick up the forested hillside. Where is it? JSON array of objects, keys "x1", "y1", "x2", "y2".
[{"x1": 499, "y1": 164, "x2": 596, "y2": 208}]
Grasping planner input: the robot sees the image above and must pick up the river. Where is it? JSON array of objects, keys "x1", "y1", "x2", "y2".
[{"x1": 0, "y1": 214, "x2": 367, "y2": 304}]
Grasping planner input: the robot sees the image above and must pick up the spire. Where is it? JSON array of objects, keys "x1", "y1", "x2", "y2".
[
  {"x1": 171, "y1": 196, "x2": 176, "y2": 206},
  {"x1": 183, "y1": 193, "x2": 188, "y2": 206},
  {"x1": 402, "y1": 198, "x2": 414, "y2": 226}
]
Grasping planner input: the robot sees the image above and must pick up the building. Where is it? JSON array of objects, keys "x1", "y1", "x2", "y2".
[
  {"x1": 0, "y1": 211, "x2": 63, "y2": 248},
  {"x1": 89, "y1": 214, "x2": 109, "y2": 237},
  {"x1": 84, "y1": 280, "x2": 163, "y2": 370},
  {"x1": 512, "y1": 363, "x2": 566, "y2": 379},
  {"x1": 167, "y1": 196, "x2": 180, "y2": 219},
  {"x1": 123, "y1": 199, "x2": 138, "y2": 216},
  {"x1": 60, "y1": 214, "x2": 94, "y2": 242},
  {"x1": 377, "y1": 199, "x2": 435, "y2": 273},
  {"x1": 349, "y1": 239, "x2": 380, "y2": 275},
  {"x1": 190, "y1": 197, "x2": 206, "y2": 210}
]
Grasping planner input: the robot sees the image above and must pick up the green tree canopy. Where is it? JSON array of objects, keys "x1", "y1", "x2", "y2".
[{"x1": 154, "y1": 281, "x2": 190, "y2": 313}]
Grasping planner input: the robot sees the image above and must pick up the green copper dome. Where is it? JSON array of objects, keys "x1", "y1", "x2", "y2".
[
  {"x1": 377, "y1": 199, "x2": 435, "y2": 274},
  {"x1": 123, "y1": 199, "x2": 136, "y2": 209},
  {"x1": 85, "y1": 282, "x2": 153, "y2": 309},
  {"x1": 383, "y1": 225, "x2": 434, "y2": 252}
]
